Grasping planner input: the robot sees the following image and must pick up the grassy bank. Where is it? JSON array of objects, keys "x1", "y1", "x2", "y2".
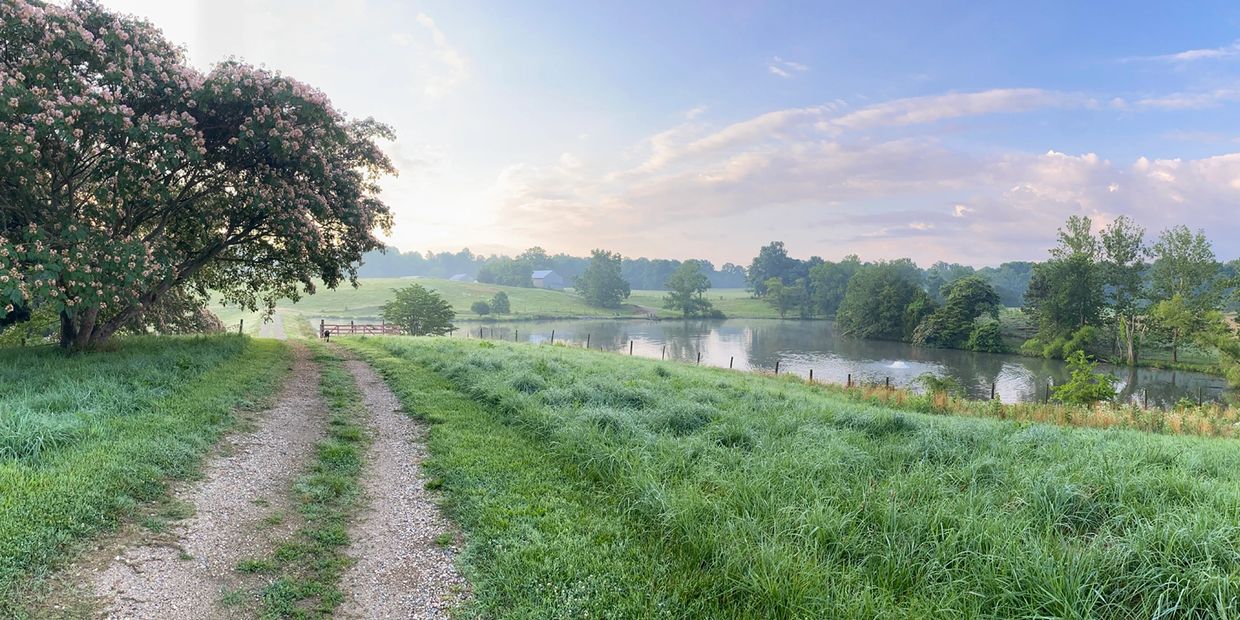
[
  {"x1": 0, "y1": 336, "x2": 290, "y2": 612},
  {"x1": 344, "y1": 336, "x2": 1240, "y2": 618}
]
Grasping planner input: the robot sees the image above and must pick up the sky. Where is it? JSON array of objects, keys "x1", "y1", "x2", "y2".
[{"x1": 103, "y1": 0, "x2": 1240, "y2": 267}]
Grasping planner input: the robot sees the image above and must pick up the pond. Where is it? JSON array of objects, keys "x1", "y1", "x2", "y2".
[{"x1": 320, "y1": 316, "x2": 1231, "y2": 406}]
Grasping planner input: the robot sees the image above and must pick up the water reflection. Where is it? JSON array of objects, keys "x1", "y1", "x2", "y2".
[{"x1": 323, "y1": 317, "x2": 1231, "y2": 406}]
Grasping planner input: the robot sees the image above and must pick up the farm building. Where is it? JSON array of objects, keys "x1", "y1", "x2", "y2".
[
  {"x1": 448, "y1": 273, "x2": 474, "y2": 282},
  {"x1": 531, "y1": 269, "x2": 566, "y2": 290}
]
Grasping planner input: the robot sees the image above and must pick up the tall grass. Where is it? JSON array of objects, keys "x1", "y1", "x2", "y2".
[
  {"x1": 0, "y1": 336, "x2": 290, "y2": 613},
  {"x1": 346, "y1": 336, "x2": 1240, "y2": 619}
]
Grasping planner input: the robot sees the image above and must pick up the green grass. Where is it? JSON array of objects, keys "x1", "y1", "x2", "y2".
[
  {"x1": 0, "y1": 335, "x2": 290, "y2": 614},
  {"x1": 343, "y1": 336, "x2": 1240, "y2": 619},
  {"x1": 236, "y1": 342, "x2": 369, "y2": 619},
  {"x1": 238, "y1": 277, "x2": 646, "y2": 322}
]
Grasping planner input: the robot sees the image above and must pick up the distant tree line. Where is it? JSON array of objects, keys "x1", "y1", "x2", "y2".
[
  {"x1": 356, "y1": 247, "x2": 747, "y2": 290},
  {"x1": 746, "y1": 241, "x2": 1036, "y2": 317},
  {"x1": 743, "y1": 219, "x2": 1240, "y2": 369}
]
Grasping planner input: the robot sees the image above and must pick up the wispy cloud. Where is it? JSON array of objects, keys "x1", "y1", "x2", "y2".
[
  {"x1": 415, "y1": 12, "x2": 468, "y2": 98},
  {"x1": 824, "y1": 88, "x2": 1088, "y2": 131},
  {"x1": 1135, "y1": 88, "x2": 1240, "y2": 110},
  {"x1": 768, "y1": 56, "x2": 809, "y2": 78},
  {"x1": 1139, "y1": 40, "x2": 1240, "y2": 63}
]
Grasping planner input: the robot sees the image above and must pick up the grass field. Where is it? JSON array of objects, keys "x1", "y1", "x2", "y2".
[
  {"x1": 344, "y1": 336, "x2": 1240, "y2": 618},
  {"x1": 209, "y1": 278, "x2": 787, "y2": 323},
  {"x1": 212, "y1": 278, "x2": 647, "y2": 322},
  {"x1": 0, "y1": 336, "x2": 290, "y2": 612}
]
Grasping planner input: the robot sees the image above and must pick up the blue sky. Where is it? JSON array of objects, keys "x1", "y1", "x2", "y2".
[{"x1": 106, "y1": 0, "x2": 1240, "y2": 266}]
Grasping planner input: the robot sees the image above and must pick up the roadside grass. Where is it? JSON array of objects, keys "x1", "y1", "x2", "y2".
[
  {"x1": 344, "y1": 336, "x2": 1240, "y2": 618},
  {"x1": 339, "y1": 339, "x2": 692, "y2": 618},
  {"x1": 235, "y1": 342, "x2": 368, "y2": 618},
  {"x1": 0, "y1": 336, "x2": 290, "y2": 614}
]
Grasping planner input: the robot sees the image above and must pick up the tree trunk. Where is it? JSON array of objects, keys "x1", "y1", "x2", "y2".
[{"x1": 1171, "y1": 329, "x2": 1179, "y2": 365}]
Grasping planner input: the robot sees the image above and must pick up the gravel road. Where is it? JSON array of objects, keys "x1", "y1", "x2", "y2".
[
  {"x1": 90, "y1": 344, "x2": 326, "y2": 619},
  {"x1": 337, "y1": 357, "x2": 469, "y2": 619}
]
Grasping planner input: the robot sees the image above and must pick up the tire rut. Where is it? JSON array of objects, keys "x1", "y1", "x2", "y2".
[
  {"x1": 337, "y1": 357, "x2": 469, "y2": 619},
  {"x1": 87, "y1": 343, "x2": 327, "y2": 619}
]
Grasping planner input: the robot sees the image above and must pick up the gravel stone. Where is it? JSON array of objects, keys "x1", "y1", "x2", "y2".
[
  {"x1": 337, "y1": 357, "x2": 470, "y2": 619},
  {"x1": 90, "y1": 344, "x2": 327, "y2": 619}
]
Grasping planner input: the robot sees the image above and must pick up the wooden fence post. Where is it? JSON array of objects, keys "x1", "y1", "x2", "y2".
[
  {"x1": 319, "y1": 319, "x2": 324, "y2": 337},
  {"x1": 550, "y1": 329, "x2": 555, "y2": 344},
  {"x1": 885, "y1": 377, "x2": 890, "y2": 389},
  {"x1": 775, "y1": 360, "x2": 780, "y2": 375},
  {"x1": 629, "y1": 340, "x2": 634, "y2": 355},
  {"x1": 809, "y1": 368, "x2": 813, "y2": 382},
  {"x1": 661, "y1": 345, "x2": 665, "y2": 360},
  {"x1": 729, "y1": 356, "x2": 733, "y2": 369},
  {"x1": 586, "y1": 333, "x2": 590, "y2": 348},
  {"x1": 990, "y1": 382, "x2": 996, "y2": 400},
  {"x1": 696, "y1": 351, "x2": 701, "y2": 364},
  {"x1": 239, "y1": 319, "x2": 243, "y2": 335},
  {"x1": 847, "y1": 373, "x2": 852, "y2": 387}
]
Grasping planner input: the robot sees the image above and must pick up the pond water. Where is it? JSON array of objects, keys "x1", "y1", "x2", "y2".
[{"x1": 322, "y1": 316, "x2": 1231, "y2": 406}]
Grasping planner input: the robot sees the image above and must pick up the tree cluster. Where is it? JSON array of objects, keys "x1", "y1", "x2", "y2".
[{"x1": 1023, "y1": 216, "x2": 1236, "y2": 367}]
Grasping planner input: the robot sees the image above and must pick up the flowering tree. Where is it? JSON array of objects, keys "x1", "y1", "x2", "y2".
[{"x1": 0, "y1": 0, "x2": 394, "y2": 348}]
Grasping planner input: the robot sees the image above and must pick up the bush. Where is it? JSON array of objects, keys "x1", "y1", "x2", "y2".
[
  {"x1": 1052, "y1": 350, "x2": 1117, "y2": 405},
  {"x1": 966, "y1": 322, "x2": 1005, "y2": 353},
  {"x1": 470, "y1": 301, "x2": 491, "y2": 316}
]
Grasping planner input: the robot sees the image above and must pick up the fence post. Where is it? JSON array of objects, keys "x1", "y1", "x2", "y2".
[
  {"x1": 809, "y1": 368, "x2": 813, "y2": 382},
  {"x1": 629, "y1": 340, "x2": 634, "y2": 356},
  {"x1": 847, "y1": 373, "x2": 852, "y2": 387},
  {"x1": 319, "y1": 319, "x2": 324, "y2": 337},
  {"x1": 697, "y1": 351, "x2": 701, "y2": 364},
  {"x1": 550, "y1": 330, "x2": 555, "y2": 344},
  {"x1": 661, "y1": 345, "x2": 666, "y2": 360},
  {"x1": 1143, "y1": 388, "x2": 1148, "y2": 408},
  {"x1": 729, "y1": 356, "x2": 733, "y2": 369},
  {"x1": 586, "y1": 333, "x2": 590, "y2": 348},
  {"x1": 990, "y1": 382, "x2": 996, "y2": 400},
  {"x1": 885, "y1": 377, "x2": 890, "y2": 389},
  {"x1": 775, "y1": 360, "x2": 780, "y2": 375},
  {"x1": 515, "y1": 329, "x2": 518, "y2": 342},
  {"x1": 239, "y1": 319, "x2": 243, "y2": 335}
]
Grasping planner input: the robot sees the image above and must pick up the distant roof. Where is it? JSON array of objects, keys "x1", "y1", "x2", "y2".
[
  {"x1": 531, "y1": 270, "x2": 558, "y2": 278},
  {"x1": 448, "y1": 273, "x2": 471, "y2": 281}
]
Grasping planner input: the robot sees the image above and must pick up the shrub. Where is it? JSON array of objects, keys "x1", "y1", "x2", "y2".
[
  {"x1": 471, "y1": 301, "x2": 491, "y2": 316},
  {"x1": 1052, "y1": 350, "x2": 1117, "y2": 405},
  {"x1": 966, "y1": 321, "x2": 1006, "y2": 353}
]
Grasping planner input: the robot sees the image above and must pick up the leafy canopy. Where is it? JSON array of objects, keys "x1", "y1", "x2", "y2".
[
  {"x1": 0, "y1": 0, "x2": 393, "y2": 348},
  {"x1": 489, "y1": 291, "x2": 510, "y2": 314},
  {"x1": 663, "y1": 260, "x2": 713, "y2": 318},
  {"x1": 382, "y1": 284, "x2": 455, "y2": 336},
  {"x1": 576, "y1": 249, "x2": 630, "y2": 308}
]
